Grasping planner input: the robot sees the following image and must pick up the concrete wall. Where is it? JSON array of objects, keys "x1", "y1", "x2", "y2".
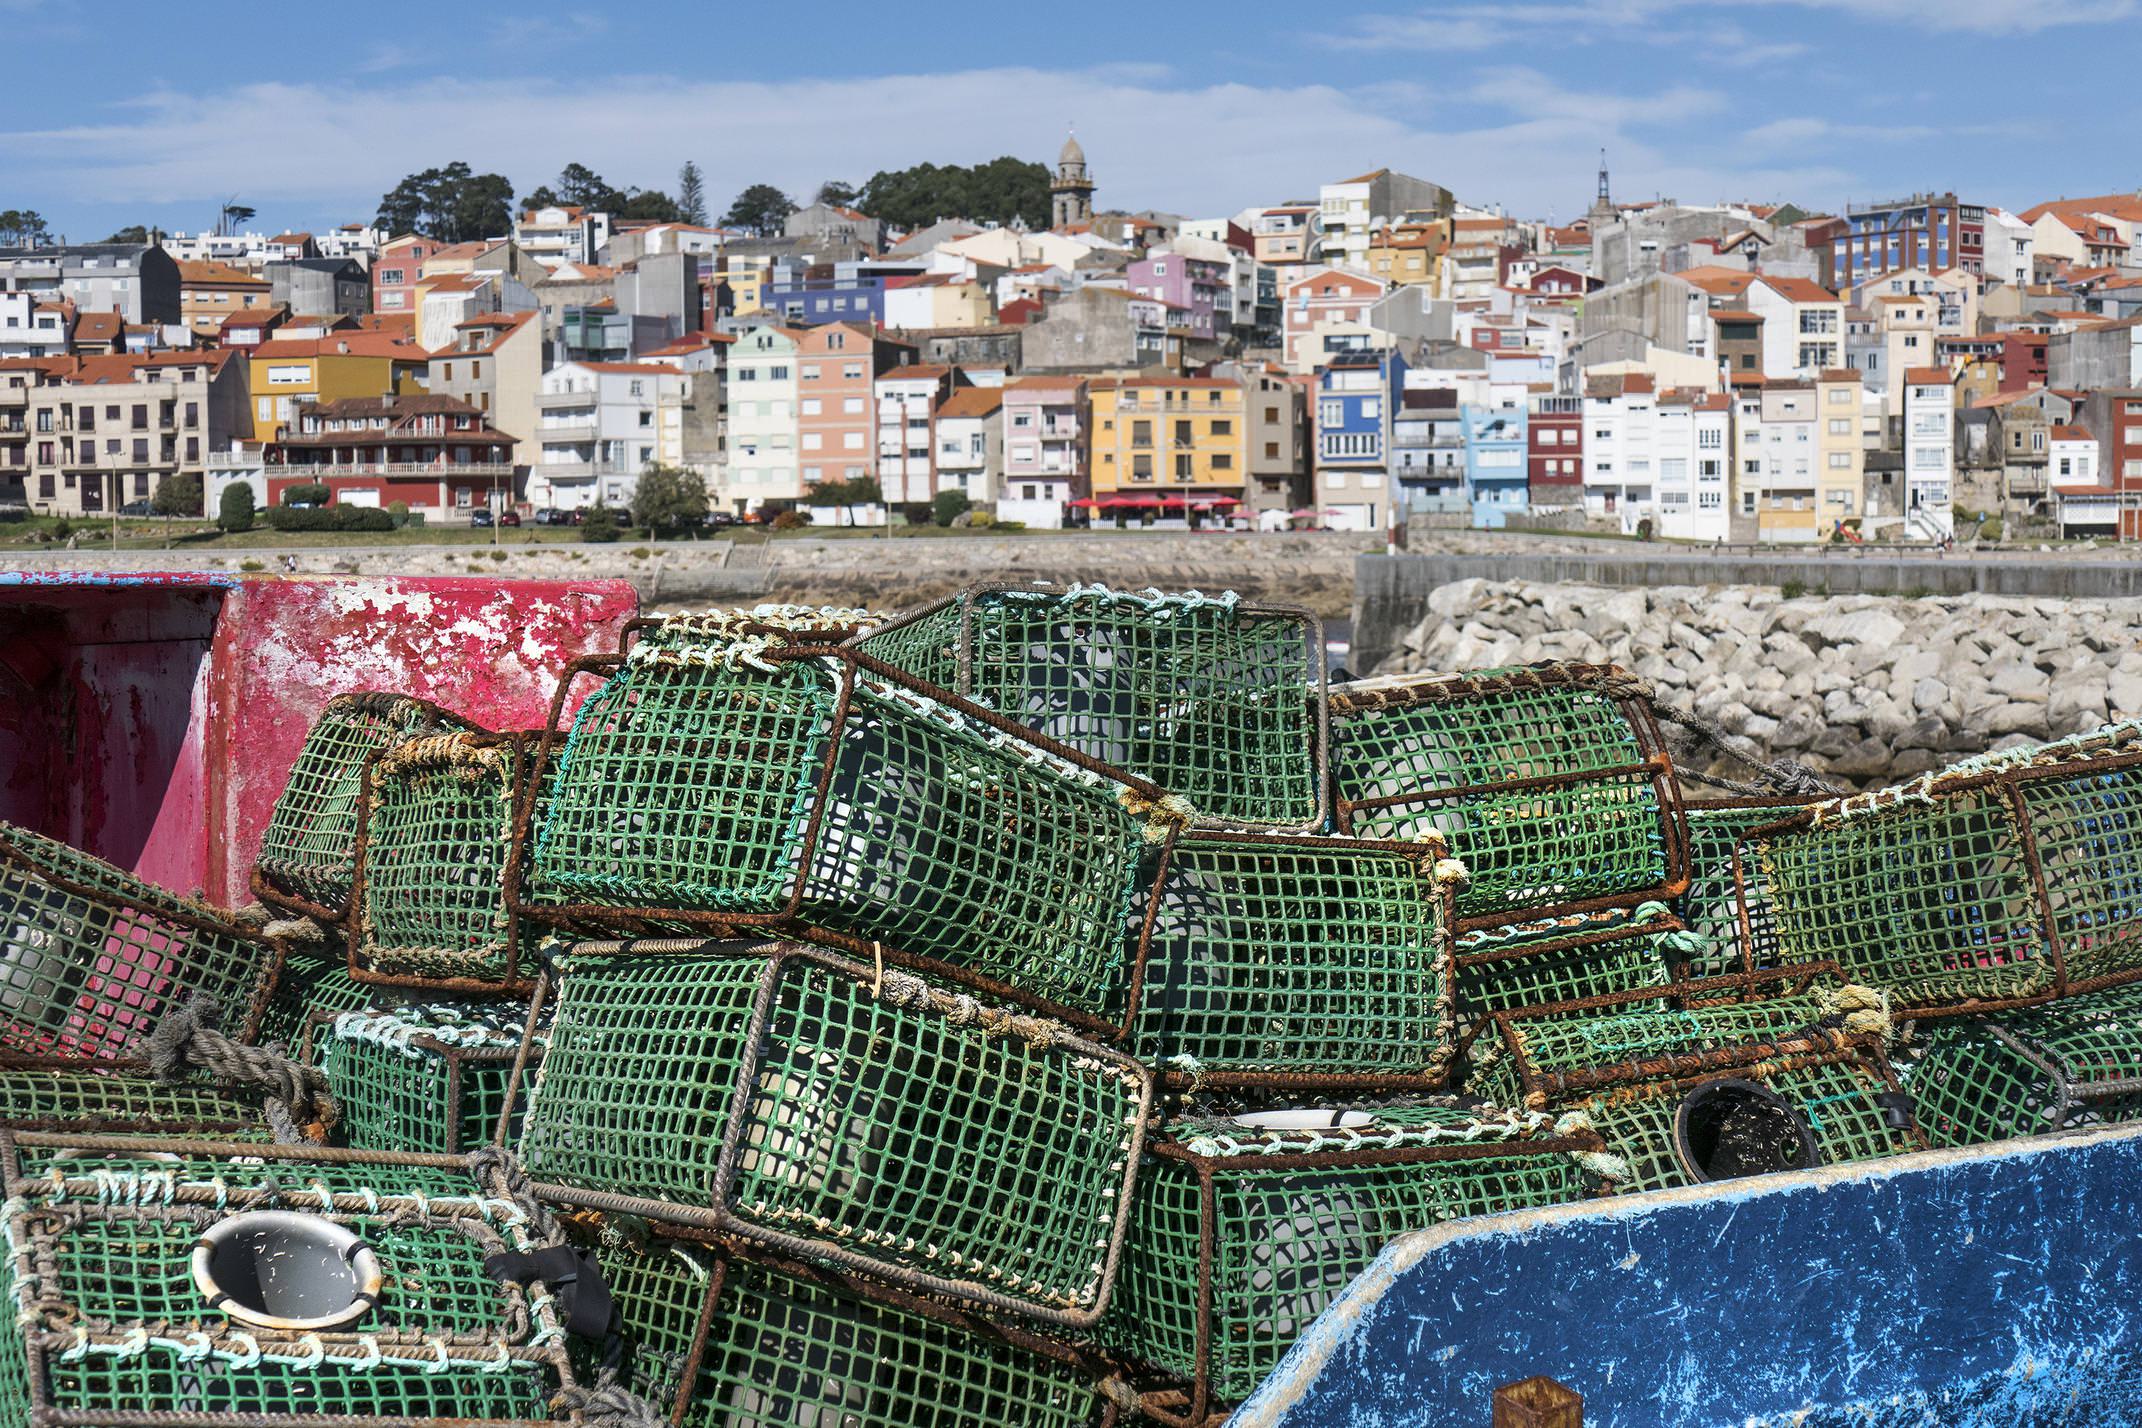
[{"x1": 1356, "y1": 549, "x2": 2142, "y2": 670}]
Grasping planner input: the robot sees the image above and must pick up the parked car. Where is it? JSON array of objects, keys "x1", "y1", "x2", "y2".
[
  {"x1": 119, "y1": 500, "x2": 154, "y2": 516},
  {"x1": 498, "y1": 510, "x2": 522, "y2": 527},
  {"x1": 533, "y1": 508, "x2": 572, "y2": 526},
  {"x1": 469, "y1": 509, "x2": 494, "y2": 528},
  {"x1": 702, "y1": 510, "x2": 740, "y2": 529}
]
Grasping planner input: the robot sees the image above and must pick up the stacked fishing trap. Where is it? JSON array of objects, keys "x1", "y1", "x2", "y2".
[{"x1": 10, "y1": 582, "x2": 2142, "y2": 1425}]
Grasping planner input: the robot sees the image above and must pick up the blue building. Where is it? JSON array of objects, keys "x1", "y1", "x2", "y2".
[
  {"x1": 1312, "y1": 348, "x2": 1406, "y2": 532},
  {"x1": 761, "y1": 257, "x2": 929, "y2": 327},
  {"x1": 1462, "y1": 404, "x2": 1529, "y2": 528}
]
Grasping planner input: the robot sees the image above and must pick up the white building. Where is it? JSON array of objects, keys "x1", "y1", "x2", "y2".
[
  {"x1": 721, "y1": 325, "x2": 802, "y2": 513},
  {"x1": 1652, "y1": 391, "x2": 1732, "y2": 540},
  {"x1": 1901, "y1": 367, "x2": 1956, "y2": 539},
  {"x1": 875, "y1": 364, "x2": 957, "y2": 505},
  {"x1": 1983, "y1": 208, "x2": 2035, "y2": 290},
  {"x1": 934, "y1": 387, "x2": 1004, "y2": 506},
  {"x1": 1581, "y1": 371, "x2": 1657, "y2": 530},
  {"x1": 513, "y1": 205, "x2": 611, "y2": 271},
  {"x1": 530, "y1": 359, "x2": 691, "y2": 510},
  {"x1": 0, "y1": 293, "x2": 67, "y2": 358}
]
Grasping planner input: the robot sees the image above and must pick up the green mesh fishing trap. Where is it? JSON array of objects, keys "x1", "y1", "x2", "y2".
[
  {"x1": 1755, "y1": 722, "x2": 2142, "y2": 1012},
  {"x1": 256, "y1": 931, "x2": 407, "y2": 1055},
  {"x1": 1909, "y1": 978, "x2": 2142, "y2": 1148},
  {"x1": 317, "y1": 1001, "x2": 538, "y2": 1155},
  {"x1": 584, "y1": 1236, "x2": 1112, "y2": 1428},
  {"x1": 850, "y1": 582, "x2": 1328, "y2": 830},
  {"x1": 0, "y1": 1059, "x2": 270, "y2": 1141},
  {"x1": 1465, "y1": 969, "x2": 1920, "y2": 1195},
  {"x1": 514, "y1": 640, "x2": 1173, "y2": 1033},
  {"x1": 1133, "y1": 831, "x2": 1460, "y2": 1088},
  {"x1": 1451, "y1": 902, "x2": 1691, "y2": 1021},
  {"x1": 622, "y1": 604, "x2": 891, "y2": 654},
  {"x1": 518, "y1": 941, "x2": 1153, "y2": 1327},
  {"x1": 1104, "y1": 1100, "x2": 1600, "y2": 1420},
  {"x1": 0, "y1": 824, "x2": 284, "y2": 1061},
  {"x1": 1675, "y1": 798, "x2": 1813, "y2": 981},
  {"x1": 253, "y1": 691, "x2": 476, "y2": 921},
  {"x1": 1329, "y1": 664, "x2": 1689, "y2": 924},
  {"x1": 0, "y1": 1135, "x2": 578, "y2": 1426},
  {"x1": 350, "y1": 731, "x2": 539, "y2": 992}
]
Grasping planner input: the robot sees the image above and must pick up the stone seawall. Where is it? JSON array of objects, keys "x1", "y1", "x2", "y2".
[{"x1": 1375, "y1": 579, "x2": 2142, "y2": 783}]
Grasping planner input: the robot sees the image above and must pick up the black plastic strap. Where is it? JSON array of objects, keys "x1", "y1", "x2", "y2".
[
  {"x1": 1876, "y1": 1089, "x2": 1915, "y2": 1132},
  {"x1": 485, "y1": 1245, "x2": 615, "y2": 1340}
]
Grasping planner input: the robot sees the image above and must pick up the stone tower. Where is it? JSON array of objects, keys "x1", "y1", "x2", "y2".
[{"x1": 1052, "y1": 129, "x2": 1095, "y2": 229}]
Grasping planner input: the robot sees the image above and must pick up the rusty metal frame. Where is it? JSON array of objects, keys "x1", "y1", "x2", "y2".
[
  {"x1": 0, "y1": 1053, "x2": 268, "y2": 1139},
  {"x1": 0, "y1": 827, "x2": 289, "y2": 1049},
  {"x1": 517, "y1": 941, "x2": 1155, "y2": 1331},
  {"x1": 850, "y1": 580, "x2": 1334, "y2": 833},
  {"x1": 504, "y1": 643, "x2": 1181, "y2": 1042},
  {"x1": 0, "y1": 1130, "x2": 577, "y2": 1428},
  {"x1": 615, "y1": 608, "x2": 886, "y2": 655},
  {"x1": 1735, "y1": 741, "x2": 2142, "y2": 1018},
  {"x1": 1130, "y1": 826, "x2": 1465, "y2": 1092},
  {"x1": 587, "y1": 1229, "x2": 1124, "y2": 1428},
  {"x1": 1328, "y1": 663, "x2": 1693, "y2": 929},
  {"x1": 251, "y1": 691, "x2": 479, "y2": 924},
  {"x1": 343, "y1": 729, "x2": 541, "y2": 995},
  {"x1": 302, "y1": 1006, "x2": 537, "y2": 1157},
  {"x1": 1109, "y1": 1124, "x2": 1608, "y2": 1428},
  {"x1": 1447, "y1": 904, "x2": 1699, "y2": 1058}
]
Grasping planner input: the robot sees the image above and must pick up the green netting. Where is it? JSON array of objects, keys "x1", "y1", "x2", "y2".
[
  {"x1": 0, "y1": 824, "x2": 282, "y2": 1060},
  {"x1": 354, "y1": 732, "x2": 533, "y2": 988},
  {"x1": 577, "y1": 1239, "x2": 714, "y2": 1418},
  {"x1": 852, "y1": 584, "x2": 1327, "y2": 829},
  {"x1": 321, "y1": 1001, "x2": 535, "y2": 1154},
  {"x1": 1134, "y1": 834, "x2": 1456, "y2": 1082},
  {"x1": 0, "y1": 1065, "x2": 269, "y2": 1140},
  {"x1": 1106, "y1": 1100, "x2": 1590, "y2": 1405},
  {"x1": 526, "y1": 644, "x2": 1160, "y2": 1022},
  {"x1": 255, "y1": 935, "x2": 403, "y2": 1056},
  {"x1": 4, "y1": 1148, "x2": 569, "y2": 1424},
  {"x1": 1452, "y1": 904, "x2": 1680, "y2": 1017},
  {"x1": 1330, "y1": 666, "x2": 1677, "y2": 920},
  {"x1": 1676, "y1": 801, "x2": 1807, "y2": 980},
  {"x1": 521, "y1": 946, "x2": 1150, "y2": 1321},
  {"x1": 255, "y1": 691, "x2": 473, "y2": 917},
  {"x1": 591, "y1": 1240, "x2": 1106, "y2": 1428},
  {"x1": 1909, "y1": 979, "x2": 2142, "y2": 1148},
  {"x1": 1759, "y1": 729, "x2": 2142, "y2": 1007},
  {"x1": 1555, "y1": 1053, "x2": 1916, "y2": 1194}
]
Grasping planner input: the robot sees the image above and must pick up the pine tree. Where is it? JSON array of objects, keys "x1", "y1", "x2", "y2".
[{"x1": 677, "y1": 161, "x2": 707, "y2": 226}]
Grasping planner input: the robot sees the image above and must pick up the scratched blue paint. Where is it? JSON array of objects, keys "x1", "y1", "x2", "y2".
[
  {"x1": 0, "y1": 570, "x2": 239, "y2": 588},
  {"x1": 1234, "y1": 1124, "x2": 2142, "y2": 1427}
]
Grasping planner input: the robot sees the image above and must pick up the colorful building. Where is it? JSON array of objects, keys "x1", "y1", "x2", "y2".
[
  {"x1": 999, "y1": 375, "x2": 1085, "y2": 529},
  {"x1": 1313, "y1": 348, "x2": 1405, "y2": 531},
  {"x1": 1461, "y1": 403, "x2": 1528, "y2": 528},
  {"x1": 244, "y1": 332, "x2": 429, "y2": 441},
  {"x1": 266, "y1": 393, "x2": 515, "y2": 519},
  {"x1": 1086, "y1": 375, "x2": 1248, "y2": 514}
]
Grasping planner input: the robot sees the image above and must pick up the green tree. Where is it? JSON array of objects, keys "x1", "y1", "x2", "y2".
[
  {"x1": 151, "y1": 472, "x2": 202, "y2": 517},
  {"x1": 554, "y1": 162, "x2": 624, "y2": 214},
  {"x1": 102, "y1": 225, "x2": 151, "y2": 245},
  {"x1": 579, "y1": 504, "x2": 621, "y2": 543},
  {"x1": 721, "y1": 183, "x2": 797, "y2": 237},
  {"x1": 0, "y1": 209, "x2": 52, "y2": 246},
  {"x1": 617, "y1": 189, "x2": 681, "y2": 223},
  {"x1": 221, "y1": 203, "x2": 256, "y2": 228},
  {"x1": 629, "y1": 462, "x2": 707, "y2": 534},
  {"x1": 524, "y1": 185, "x2": 560, "y2": 209},
  {"x1": 281, "y1": 481, "x2": 330, "y2": 507},
  {"x1": 216, "y1": 483, "x2": 255, "y2": 533},
  {"x1": 375, "y1": 162, "x2": 513, "y2": 242},
  {"x1": 855, "y1": 157, "x2": 1048, "y2": 231},
  {"x1": 812, "y1": 476, "x2": 882, "y2": 509},
  {"x1": 816, "y1": 179, "x2": 859, "y2": 208},
  {"x1": 677, "y1": 162, "x2": 708, "y2": 226},
  {"x1": 931, "y1": 489, "x2": 972, "y2": 527}
]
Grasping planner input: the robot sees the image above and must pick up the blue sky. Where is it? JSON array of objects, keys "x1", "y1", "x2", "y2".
[{"x1": 3, "y1": 0, "x2": 2138, "y2": 242}]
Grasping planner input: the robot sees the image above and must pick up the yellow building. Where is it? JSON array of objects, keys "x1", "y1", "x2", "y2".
[
  {"x1": 1814, "y1": 368, "x2": 1865, "y2": 534},
  {"x1": 1363, "y1": 222, "x2": 1447, "y2": 294},
  {"x1": 245, "y1": 333, "x2": 431, "y2": 440},
  {"x1": 719, "y1": 261, "x2": 767, "y2": 315},
  {"x1": 177, "y1": 260, "x2": 273, "y2": 339},
  {"x1": 1086, "y1": 375, "x2": 1247, "y2": 507}
]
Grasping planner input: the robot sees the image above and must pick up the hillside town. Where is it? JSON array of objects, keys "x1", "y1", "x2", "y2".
[{"x1": 4, "y1": 143, "x2": 2141, "y2": 544}]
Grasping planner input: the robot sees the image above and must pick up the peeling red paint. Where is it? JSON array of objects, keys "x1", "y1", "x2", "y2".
[{"x1": 0, "y1": 574, "x2": 636, "y2": 905}]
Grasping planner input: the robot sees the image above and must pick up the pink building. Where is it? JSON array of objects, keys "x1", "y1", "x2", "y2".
[
  {"x1": 1128, "y1": 252, "x2": 1226, "y2": 342},
  {"x1": 998, "y1": 375, "x2": 1086, "y2": 529},
  {"x1": 370, "y1": 235, "x2": 434, "y2": 314},
  {"x1": 796, "y1": 322, "x2": 914, "y2": 495},
  {"x1": 1282, "y1": 267, "x2": 1385, "y2": 368}
]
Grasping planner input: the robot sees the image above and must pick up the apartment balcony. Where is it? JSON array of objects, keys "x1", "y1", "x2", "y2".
[
  {"x1": 289, "y1": 461, "x2": 517, "y2": 479},
  {"x1": 532, "y1": 460, "x2": 634, "y2": 483},
  {"x1": 538, "y1": 419, "x2": 598, "y2": 443}
]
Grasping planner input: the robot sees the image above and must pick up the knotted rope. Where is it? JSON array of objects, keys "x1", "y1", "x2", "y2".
[
  {"x1": 142, "y1": 994, "x2": 336, "y2": 1144},
  {"x1": 552, "y1": 1374, "x2": 669, "y2": 1428}
]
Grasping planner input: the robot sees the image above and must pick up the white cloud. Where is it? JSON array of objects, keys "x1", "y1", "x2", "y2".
[
  {"x1": 0, "y1": 63, "x2": 1884, "y2": 229},
  {"x1": 1332, "y1": 0, "x2": 2131, "y2": 50},
  {"x1": 1762, "y1": 0, "x2": 2135, "y2": 31}
]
